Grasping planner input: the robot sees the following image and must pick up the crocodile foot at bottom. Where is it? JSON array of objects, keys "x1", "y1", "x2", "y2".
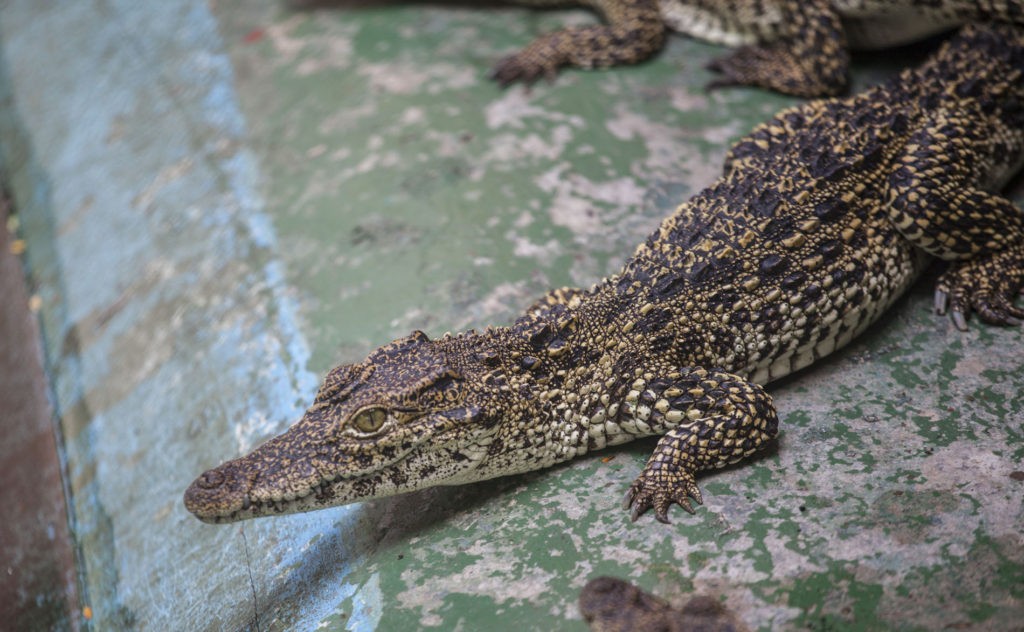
[
  {"x1": 934, "y1": 245, "x2": 1024, "y2": 330},
  {"x1": 623, "y1": 460, "x2": 704, "y2": 523},
  {"x1": 490, "y1": 39, "x2": 563, "y2": 87}
]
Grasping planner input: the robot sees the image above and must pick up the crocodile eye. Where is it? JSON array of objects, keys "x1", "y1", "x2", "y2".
[{"x1": 352, "y1": 408, "x2": 387, "y2": 434}]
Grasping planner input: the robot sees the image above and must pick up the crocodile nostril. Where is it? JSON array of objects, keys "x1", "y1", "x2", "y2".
[{"x1": 198, "y1": 470, "x2": 225, "y2": 489}]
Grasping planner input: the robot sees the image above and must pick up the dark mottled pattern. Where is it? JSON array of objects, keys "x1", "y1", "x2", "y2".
[
  {"x1": 185, "y1": 24, "x2": 1024, "y2": 524},
  {"x1": 579, "y1": 576, "x2": 747, "y2": 632},
  {"x1": 490, "y1": 0, "x2": 1024, "y2": 95},
  {"x1": 703, "y1": 0, "x2": 850, "y2": 96}
]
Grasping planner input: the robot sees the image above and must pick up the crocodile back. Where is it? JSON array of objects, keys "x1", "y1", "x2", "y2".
[
  {"x1": 621, "y1": 115, "x2": 923, "y2": 384},
  {"x1": 601, "y1": 23, "x2": 1024, "y2": 384}
]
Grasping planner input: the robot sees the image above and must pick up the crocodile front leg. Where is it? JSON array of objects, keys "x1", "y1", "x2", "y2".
[
  {"x1": 886, "y1": 116, "x2": 1024, "y2": 329},
  {"x1": 621, "y1": 368, "x2": 778, "y2": 523},
  {"x1": 706, "y1": 0, "x2": 848, "y2": 97},
  {"x1": 490, "y1": 0, "x2": 665, "y2": 86}
]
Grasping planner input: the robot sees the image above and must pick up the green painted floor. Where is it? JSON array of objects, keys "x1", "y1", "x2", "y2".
[{"x1": 2, "y1": 0, "x2": 1022, "y2": 629}]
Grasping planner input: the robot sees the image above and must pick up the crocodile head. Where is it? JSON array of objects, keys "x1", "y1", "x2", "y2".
[{"x1": 184, "y1": 330, "x2": 504, "y2": 523}]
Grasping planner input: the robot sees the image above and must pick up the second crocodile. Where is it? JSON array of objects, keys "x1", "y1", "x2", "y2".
[{"x1": 489, "y1": 0, "x2": 1024, "y2": 97}]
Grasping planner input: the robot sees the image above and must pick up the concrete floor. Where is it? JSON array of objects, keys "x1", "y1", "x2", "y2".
[{"x1": 1, "y1": 0, "x2": 1022, "y2": 630}]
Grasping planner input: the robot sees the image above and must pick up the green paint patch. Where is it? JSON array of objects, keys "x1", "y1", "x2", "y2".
[
  {"x1": 703, "y1": 481, "x2": 738, "y2": 497},
  {"x1": 887, "y1": 360, "x2": 926, "y2": 389},
  {"x1": 787, "y1": 562, "x2": 885, "y2": 631},
  {"x1": 851, "y1": 489, "x2": 960, "y2": 545},
  {"x1": 973, "y1": 534, "x2": 1024, "y2": 599},
  {"x1": 879, "y1": 533, "x2": 1024, "y2": 629}
]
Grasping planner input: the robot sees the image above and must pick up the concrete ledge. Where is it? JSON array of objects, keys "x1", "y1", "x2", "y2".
[
  {"x1": 0, "y1": 1, "x2": 350, "y2": 629},
  {"x1": 0, "y1": 190, "x2": 80, "y2": 630}
]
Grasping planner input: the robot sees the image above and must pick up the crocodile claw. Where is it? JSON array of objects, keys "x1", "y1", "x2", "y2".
[
  {"x1": 490, "y1": 57, "x2": 546, "y2": 88},
  {"x1": 951, "y1": 310, "x2": 967, "y2": 331},
  {"x1": 935, "y1": 252, "x2": 1024, "y2": 330},
  {"x1": 623, "y1": 470, "x2": 703, "y2": 524},
  {"x1": 490, "y1": 44, "x2": 561, "y2": 87},
  {"x1": 704, "y1": 49, "x2": 760, "y2": 93},
  {"x1": 934, "y1": 289, "x2": 949, "y2": 315}
]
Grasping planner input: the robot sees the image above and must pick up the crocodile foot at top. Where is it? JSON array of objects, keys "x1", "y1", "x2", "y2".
[{"x1": 486, "y1": 0, "x2": 1024, "y2": 95}]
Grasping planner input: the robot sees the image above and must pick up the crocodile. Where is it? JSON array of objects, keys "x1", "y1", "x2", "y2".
[
  {"x1": 185, "y1": 23, "x2": 1024, "y2": 524},
  {"x1": 489, "y1": 0, "x2": 1024, "y2": 96},
  {"x1": 579, "y1": 576, "x2": 747, "y2": 632}
]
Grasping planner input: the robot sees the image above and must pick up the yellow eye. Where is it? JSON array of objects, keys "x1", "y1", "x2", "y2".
[{"x1": 352, "y1": 408, "x2": 387, "y2": 434}]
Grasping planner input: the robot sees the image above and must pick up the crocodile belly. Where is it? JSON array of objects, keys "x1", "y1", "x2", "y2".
[
  {"x1": 658, "y1": 1, "x2": 783, "y2": 46},
  {"x1": 741, "y1": 217, "x2": 928, "y2": 385},
  {"x1": 842, "y1": 13, "x2": 960, "y2": 50}
]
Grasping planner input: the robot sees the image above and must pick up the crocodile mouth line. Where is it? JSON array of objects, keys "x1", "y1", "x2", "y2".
[
  {"x1": 200, "y1": 443, "x2": 426, "y2": 523},
  {"x1": 203, "y1": 474, "x2": 343, "y2": 524}
]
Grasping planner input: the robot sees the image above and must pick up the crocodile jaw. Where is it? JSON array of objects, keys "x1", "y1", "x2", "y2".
[{"x1": 183, "y1": 422, "x2": 498, "y2": 523}]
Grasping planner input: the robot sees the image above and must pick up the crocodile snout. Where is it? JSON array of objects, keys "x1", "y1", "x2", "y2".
[{"x1": 183, "y1": 460, "x2": 254, "y2": 523}]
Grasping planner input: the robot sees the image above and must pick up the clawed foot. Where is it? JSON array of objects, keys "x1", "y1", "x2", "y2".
[
  {"x1": 934, "y1": 252, "x2": 1024, "y2": 330},
  {"x1": 705, "y1": 46, "x2": 774, "y2": 92},
  {"x1": 622, "y1": 462, "x2": 703, "y2": 523},
  {"x1": 705, "y1": 45, "x2": 844, "y2": 97},
  {"x1": 490, "y1": 45, "x2": 562, "y2": 87}
]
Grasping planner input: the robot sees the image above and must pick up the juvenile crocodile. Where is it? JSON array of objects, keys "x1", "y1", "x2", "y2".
[
  {"x1": 185, "y1": 23, "x2": 1024, "y2": 524},
  {"x1": 489, "y1": 0, "x2": 1024, "y2": 96}
]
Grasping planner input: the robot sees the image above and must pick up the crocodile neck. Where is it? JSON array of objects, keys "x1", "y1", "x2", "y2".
[
  {"x1": 444, "y1": 259, "x2": 776, "y2": 481},
  {"x1": 444, "y1": 285, "x2": 647, "y2": 479}
]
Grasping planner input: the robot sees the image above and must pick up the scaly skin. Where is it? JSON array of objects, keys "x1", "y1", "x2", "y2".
[
  {"x1": 185, "y1": 24, "x2": 1024, "y2": 524},
  {"x1": 490, "y1": 0, "x2": 667, "y2": 86},
  {"x1": 489, "y1": 0, "x2": 1024, "y2": 96}
]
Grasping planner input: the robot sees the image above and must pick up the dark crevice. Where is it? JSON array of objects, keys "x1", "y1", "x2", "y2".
[{"x1": 240, "y1": 527, "x2": 260, "y2": 632}]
